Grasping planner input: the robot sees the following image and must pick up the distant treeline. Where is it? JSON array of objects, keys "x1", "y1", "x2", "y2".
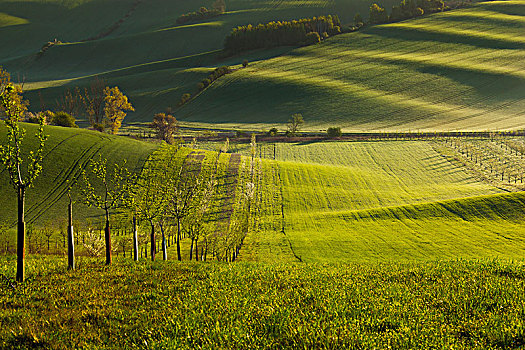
[
  {"x1": 224, "y1": 15, "x2": 342, "y2": 54},
  {"x1": 176, "y1": 0, "x2": 226, "y2": 25},
  {"x1": 370, "y1": 0, "x2": 445, "y2": 24}
]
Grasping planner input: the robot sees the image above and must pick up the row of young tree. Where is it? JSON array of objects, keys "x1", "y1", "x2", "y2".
[
  {"x1": 1, "y1": 73, "x2": 257, "y2": 280},
  {"x1": 369, "y1": 0, "x2": 445, "y2": 24},
  {"x1": 442, "y1": 137, "x2": 525, "y2": 186},
  {"x1": 223, "y1": 15, "x2": 342, "y2": 54}
]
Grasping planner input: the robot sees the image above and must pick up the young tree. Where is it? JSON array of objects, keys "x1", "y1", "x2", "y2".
[
  {"x1": 369, "y1": 4, "x2": 389, "y2": 24},
  {"x1": 165, "y1": 159, "x2": 211, "y2": 261},
  {"x1": 131, "y1": 146, "x2": 174, "y2": 261},
  {"x1": 0, "y1": 77, "x2": 47, "y2": 282},
  {"x1": 66, "y1": 181, "x2": 76, "y2": 270},
  {"x1": 81, "y1": 156, "x2": 135, "y2": 265},
  {"x1": 57, "y1": 87, "x2": 83, "y2": 117},
  {"x1": 103, "y1": 86, "x2": 134, "y2": 135},
  {"x1": 287, "y1": 113, "x2": 304, "y2": 136},
  {"x1": 83, "y1": 77, "x2": 107, "y2": 130},
  {"x1": 150, "y1": 113, "x2": 179, "y2": 144}
]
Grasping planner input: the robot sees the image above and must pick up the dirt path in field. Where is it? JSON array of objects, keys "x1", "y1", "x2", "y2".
[
  {"x1": 210, "y1": 153, "x2": 242, "y2": 234},
  {"x1": 82, "y1": 0, "x2": 143, "y2": 42}
]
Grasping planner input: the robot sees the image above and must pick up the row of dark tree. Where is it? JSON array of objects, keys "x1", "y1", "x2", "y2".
[
  {"x1": 370, "y1": 0, "x2": 445, "y2": 24},
  {"x1": 224, "y1": 15, "x2": 342, "y2": 54},
  {"x1": 178, "y1": 66, "x2": 234, "y2": 107}
]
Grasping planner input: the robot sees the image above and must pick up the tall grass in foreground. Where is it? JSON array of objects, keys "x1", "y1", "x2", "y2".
[{"x1": 0, "y1": 256, "x2": 524, "y2": 349}]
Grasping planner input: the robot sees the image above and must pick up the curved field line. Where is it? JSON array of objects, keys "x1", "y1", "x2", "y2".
[{"x1": 26, "y1": 142, "x2": 104, "y2": 225}]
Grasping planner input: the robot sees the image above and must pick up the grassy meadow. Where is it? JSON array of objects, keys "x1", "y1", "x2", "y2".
[{"x1": 1, "y1": 256, "x2": 524, "y2": 349}]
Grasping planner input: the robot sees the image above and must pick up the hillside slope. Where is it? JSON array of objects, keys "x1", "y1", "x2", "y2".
[
  {"x1": 179, "y1": 0, "x2": 525, "y2": 132},
  {"x1": 0, "y1": 0, "x2": 400, "y2": 124},
  {"x1": 0, "y1": 124, "x2": 158, "y2": 226},
  {"x1": 241, "y1": 141, "x2": 525, "y2": 262}
]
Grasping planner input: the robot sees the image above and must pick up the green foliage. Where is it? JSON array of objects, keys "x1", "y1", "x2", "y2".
[
  {"x1": 51, "y1": 111, "x2": 77, "y2": 128},
  {"x1": 267, "y1": 128, "x2": 278, "y2": 136},
  {"x1": 224, "y1": 15, "x2": 341, "y2": 54},
  {"x1": 150, "y1": 113, "x2": 178, "y2": 144},
  {"x1": 369, "y1": 3, "x2": 389, "y2": 24},
  {"x1": 0, "y1": 84, "x2": 47, "y2": 192},
  {"x1": 178, "y1": 93, "x2": 191, "y2": 107},
  {"x1": 326, "y1": 127, "x2": 342, "y2": 138},
  {"x1": 305, "y1": 31, "x2": 321, "y2": 45},
  {"x1": 197, "y1": 66, "x2": 232, "y2": 92},
  {"x1": 81, "y1": 155, "x2": 136, "y2": 213}
]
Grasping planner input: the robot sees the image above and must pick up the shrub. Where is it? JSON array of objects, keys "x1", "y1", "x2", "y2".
[
  {"x1": 369, "y1": 4, "x2": 389, "y2": 24},
  {"x1": 178, "y1": 93, "x2": 192, "y2": 107},
  {"x1": 305, "y1": 32, "x2": 321, "y2": 45},
  {"x1": 267, "y1": 128, "x2": 278, "y2": 136},
  {"x1": 93, "y1": 123, "x2": 105, "y2": 132},
  {"x1": 327, "y1": 127, "x2": 342, "y2": 138},
  {"x1": 51, "y1": 111, "x2": 77, "y2": 128},
  {"x1": 242, "y1": 60, "x2": 249, "y2": 68},
  {"x1": 236, "y1": 130, "x2": 248, "y2": 138}
]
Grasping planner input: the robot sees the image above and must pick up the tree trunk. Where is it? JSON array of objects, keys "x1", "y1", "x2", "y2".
[
  {"x1": 189, "y1": 238, "x2": 194, "y2": 261},
  {"x1": 176, "y1": 217, "x2": 181, "y2": 261},
  {"x1": 133, "y1": 216, "x2": 138, "y2": 261},
  {"x1": 104, "y1": 209, "x2": 112, "y2": 265},
  {"x1": 160, "y1": 223, "x2": 167, "y2": 261},
  {"x1": 16, "y1": 187, "x2": 26, "y2": 282},
  {"x1": 67, "y1": 197, "x2": 75, "y2": 270},
  {"x1": 195, "y1": 239, "x2": 199, "y2": 262},
  {"x1": 150, "y1": 221, "x2": 156, "y2": 261}
]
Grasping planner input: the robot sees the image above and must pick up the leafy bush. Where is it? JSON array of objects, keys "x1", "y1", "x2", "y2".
[
  {"x1": 197, "y1": 66, "x2": 232, "y2": 92},
  {"x1": 267, "y1": 128, "x2": 278, "y2": 136},
  {"x1": 178, "y1": 93, "x2": 191, "y2": 107},
  {"x1": 305, "y1": 32, "x2": 321, "y2": 45},
  {"x1": 369, "y1": 4, "x2": 389, "y2": 24},
  {"x1": 327, "y1": 127, "x2": 342, "y2": 138},
  {"x1": 51, "y1": 111, "x2": 77, "y2": 128}
]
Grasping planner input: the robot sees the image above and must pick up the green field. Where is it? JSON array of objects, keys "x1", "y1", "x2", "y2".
[
  {"x1": 0, "y1": 0, "x2": 401, "y2": 126},
  {"x1": 0, "y1": 123, "x2": 158, "y2": 227},
  {"x1": 240, "y1": 141, "x2": 525, "y2": 262},
  {"x1": 179, "y1": 0, "x2": 525, "y2": 131}
]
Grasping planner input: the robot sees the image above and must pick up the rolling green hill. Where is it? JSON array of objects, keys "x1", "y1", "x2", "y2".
[
  {"x1": 0, "y1": 123, "x2": 158, "y2": 227},
  {"x1": 0, "y1": 0, "x2": 400, "y2": 125},
  {"x1": 241, "y1": 141, "x2": 525, "y2": 262},
  {"x1": 179, "y1": 0, "x2": 525, "y2": 132}
]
